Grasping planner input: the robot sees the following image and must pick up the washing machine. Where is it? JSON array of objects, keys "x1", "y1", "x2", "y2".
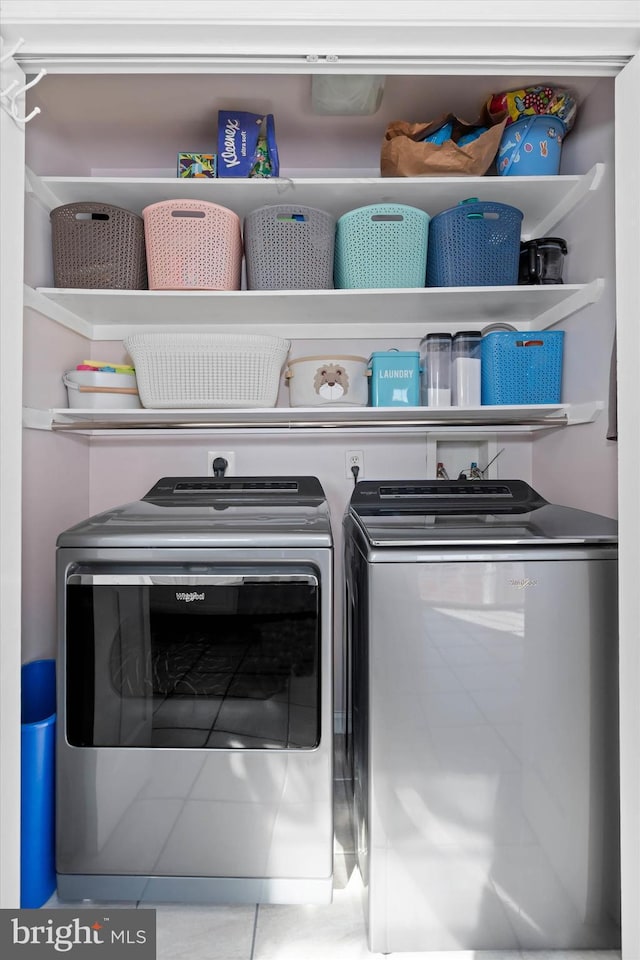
[
  {"x1": 56, "y1": 476, "x2": 333, "y2": 904},
  {"x1": 343, "y1": 479, "x2": 620, "y2": 953}
]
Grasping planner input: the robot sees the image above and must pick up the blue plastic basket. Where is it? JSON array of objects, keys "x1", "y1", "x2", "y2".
[
  {"x1": 481, "y1": 330, "x2": 564, "y2": 405},
  {"x1": 334, "y1": 204, "x2": 429, "y2": 289},
  {"x1": 426, "y1": 199, "x2": 523, "y2": 287}
]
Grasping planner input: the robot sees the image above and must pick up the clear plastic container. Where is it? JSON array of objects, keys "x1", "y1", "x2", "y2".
[
  {"x1": 452, "y1": 331, "x2": 481, "y2": 406},
  {"x1": 420, "y1": 333, "x2": 452, "y2": 407}
]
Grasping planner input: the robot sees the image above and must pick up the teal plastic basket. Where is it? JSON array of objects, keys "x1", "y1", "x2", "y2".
[
  {"x1": 334, "y1": 204, "x2": 430, "y2": 289},
  {"x1": 481, "y1": 330, "x2": 564, "y2": 404}
]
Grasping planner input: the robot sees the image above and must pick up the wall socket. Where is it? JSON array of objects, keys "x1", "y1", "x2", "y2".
[
  {"x1": 207, "y1": 451, "x2": 236, "y2": 476},
  {"x1": 345, "y1": 450, "x2": 364, "y2": 480}
]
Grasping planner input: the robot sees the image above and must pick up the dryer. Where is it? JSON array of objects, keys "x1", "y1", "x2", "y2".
[
  {"x1": 56, "y1": 477, "x2": 333, "y2": 904},
  {"x1": 344, "y1": 479, "x2": 620, "y2": 953}
]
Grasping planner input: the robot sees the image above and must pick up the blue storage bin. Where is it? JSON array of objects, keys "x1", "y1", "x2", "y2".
[
  {"x1": 481, "y1": 331, "x2": 564, "y2": 405},
  {"x1": 426, "y1": 199, "x2": 523, "y2": 287},
  {"x1": 21, "y1": 658, "x2": 56, "y2": 908},
  {"x1": 497, "y1": 114, "x2": 565, "y2": 177},
  {"x1": 368, "y1": 351, "x2": 421, "y2": 406},
  {"x1": 334, "y1": 204, "x2": 429, "y2": 289}
]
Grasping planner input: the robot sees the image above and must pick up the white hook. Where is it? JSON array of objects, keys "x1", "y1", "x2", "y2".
[
  {"x1": 11, "y1": 68, "x2": 47, "y2": 98},
  {"x1": 0, "y1": 78, "x2": 19, "y2": 99},
  {"x1": 0, "y1": 36, "x2": 25, "y2": 65},
  {"x1": 4, "y1": 68, "x2": 46, "y2": 123},
  {"x1": 9, "y1": 101, "x2": 41, "y2": 124}
]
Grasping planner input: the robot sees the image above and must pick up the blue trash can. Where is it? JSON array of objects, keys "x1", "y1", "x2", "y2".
[{"x1": 21, "y1": 658, "x2": 56, "y2": 908}]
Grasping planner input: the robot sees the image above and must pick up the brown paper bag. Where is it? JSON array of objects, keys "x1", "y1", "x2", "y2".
[{"x1": 380, "y1": 113, "x2": 508, "y2": 178}]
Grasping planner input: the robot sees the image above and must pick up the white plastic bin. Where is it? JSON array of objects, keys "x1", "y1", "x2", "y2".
[{"x1": 63, "y1": 369, "x2": 141, "y2": 409}]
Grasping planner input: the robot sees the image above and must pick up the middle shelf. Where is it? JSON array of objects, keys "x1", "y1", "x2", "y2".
[{"x1": 26, "y1": 281, "x2": 605, "y2": 340}]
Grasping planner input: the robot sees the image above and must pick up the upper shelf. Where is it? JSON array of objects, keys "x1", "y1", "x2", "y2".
[
  {"x1": 27, "y1": 164, "x2": 605, "y2": 242},
  {"x1": 25, "y1": 163, "x2": 605, "y2": 339}
]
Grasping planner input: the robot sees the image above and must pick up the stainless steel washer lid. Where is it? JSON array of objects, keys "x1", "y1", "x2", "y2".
[
  {"x1": 57, "y1": 476, "x2": 333, "y2": 549},
  {"x1": 346, "y1": 479, "x2": 618, "y2": 547}
]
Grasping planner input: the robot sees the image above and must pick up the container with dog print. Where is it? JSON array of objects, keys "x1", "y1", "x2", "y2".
[
  {"x1": 368, "y1": 350, "x2": 421, "y2": 407},
  {"x1": 285, "y1": 355, "x2": 368, "y2": 407}
]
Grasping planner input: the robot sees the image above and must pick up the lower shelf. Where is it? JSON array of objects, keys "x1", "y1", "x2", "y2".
[{"x1": 24, "y1": 402, "x2": 604, "y2": 435}]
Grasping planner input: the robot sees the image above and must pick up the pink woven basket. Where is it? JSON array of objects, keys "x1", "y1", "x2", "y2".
[{"x1": 142, "y1": 199, "x2": 243, "y2": 290}]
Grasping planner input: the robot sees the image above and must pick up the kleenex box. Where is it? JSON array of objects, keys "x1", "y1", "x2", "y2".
[
  {"x1": 368, "y1": 351, "x2": 421, "y2": 406},
  {"x1": 217, "y1": 111, "x2": 279, "y2": 178}
]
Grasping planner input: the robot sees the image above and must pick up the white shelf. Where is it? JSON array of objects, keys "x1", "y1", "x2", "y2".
[
  {"x1": 26, "y1": 282, "x2": 605, "y2": 340},
  {"x1": 23, "y1": 164, "x2": 606, "y2": 436},
  {"x1": 27, "y1": 164, "x2": 605, "y2": 242},
  {"x1": 24, "y1": 402, "x2": 604, "y2": 436},
  {"x1": 25, "y1": 163, "x2": 605, "y2": 339}
]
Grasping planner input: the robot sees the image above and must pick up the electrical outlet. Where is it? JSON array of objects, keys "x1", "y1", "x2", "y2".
[
  {"x1": 345, "y1": 449, "x2": 364, "y2": 480},
  {"x1": 207, "y1": 451, "x2": 236, "y2": 477}
]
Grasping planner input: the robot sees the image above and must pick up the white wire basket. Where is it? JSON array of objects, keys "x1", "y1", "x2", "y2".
[{"x1": 123, "y1": 333, "x2": 291, "y2": 408}]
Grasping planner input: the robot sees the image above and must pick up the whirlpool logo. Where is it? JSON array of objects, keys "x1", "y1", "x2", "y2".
[
  {"x1": 509, "y1": 577, "x2": 538, "y2": 589},
  {"x1": 175, "y1": 591, "x2": 205, "y2": 602},
  {"x1": 1, "y1": 909, "x2": 156, "y2": 957}
]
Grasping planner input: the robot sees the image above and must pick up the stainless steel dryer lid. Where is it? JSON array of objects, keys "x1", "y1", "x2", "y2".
[
  {"x1": 57, "y1": 476, "x2": 333, "y2": 549},
  {"x1": 346, "y1": 479, "x2": 618, "y2": 546}
]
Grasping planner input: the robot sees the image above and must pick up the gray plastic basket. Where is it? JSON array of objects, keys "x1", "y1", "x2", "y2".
[
  {"x1": 244, "y1": 204, "x2": 335, "y2": 290},
  {"x1": 50, "y1": 202, "x2": 148, "y2": 289}
]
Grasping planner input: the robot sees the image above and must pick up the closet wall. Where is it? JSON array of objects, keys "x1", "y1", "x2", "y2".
[{"x1": 530, "y1": 77, "x2": 617, "y2": 513}]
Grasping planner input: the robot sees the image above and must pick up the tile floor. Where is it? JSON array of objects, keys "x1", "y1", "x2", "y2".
[{"x1": 44, "y1": 739, "x2": 622, "y2": 960}]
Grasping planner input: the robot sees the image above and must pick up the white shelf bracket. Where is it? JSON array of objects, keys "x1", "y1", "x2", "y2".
[
  {"x1": 23, "y1": 284, "x2": 93, "y2": 339},
  {"x1": 22, "y1": 407, "x2": 53, "y2": 431},
  {"x1": 25, "y1": 167, "x2": 63, "y2": 212},
  {"x1": 564, "y1": 401, "x2": 604, "y2": 426},
  {"x1": 529, "y1": 163, "x2": 605, "y2": 239},
  {"x1": 530, "y1": 278, "x2": 605, "y2": 330}
]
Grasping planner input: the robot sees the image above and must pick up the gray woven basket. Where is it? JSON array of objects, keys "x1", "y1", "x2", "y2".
[
  {"x1": 50, "y1": 202, "x2": 148, "y2": 289},
  {"x1": 244, "y1": 204, "x2": 335, "y2": 290}
]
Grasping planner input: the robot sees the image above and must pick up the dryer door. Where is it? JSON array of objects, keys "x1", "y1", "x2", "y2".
[{"x1": 65, "y1": 564, "x2": 321, "y2": 749}]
